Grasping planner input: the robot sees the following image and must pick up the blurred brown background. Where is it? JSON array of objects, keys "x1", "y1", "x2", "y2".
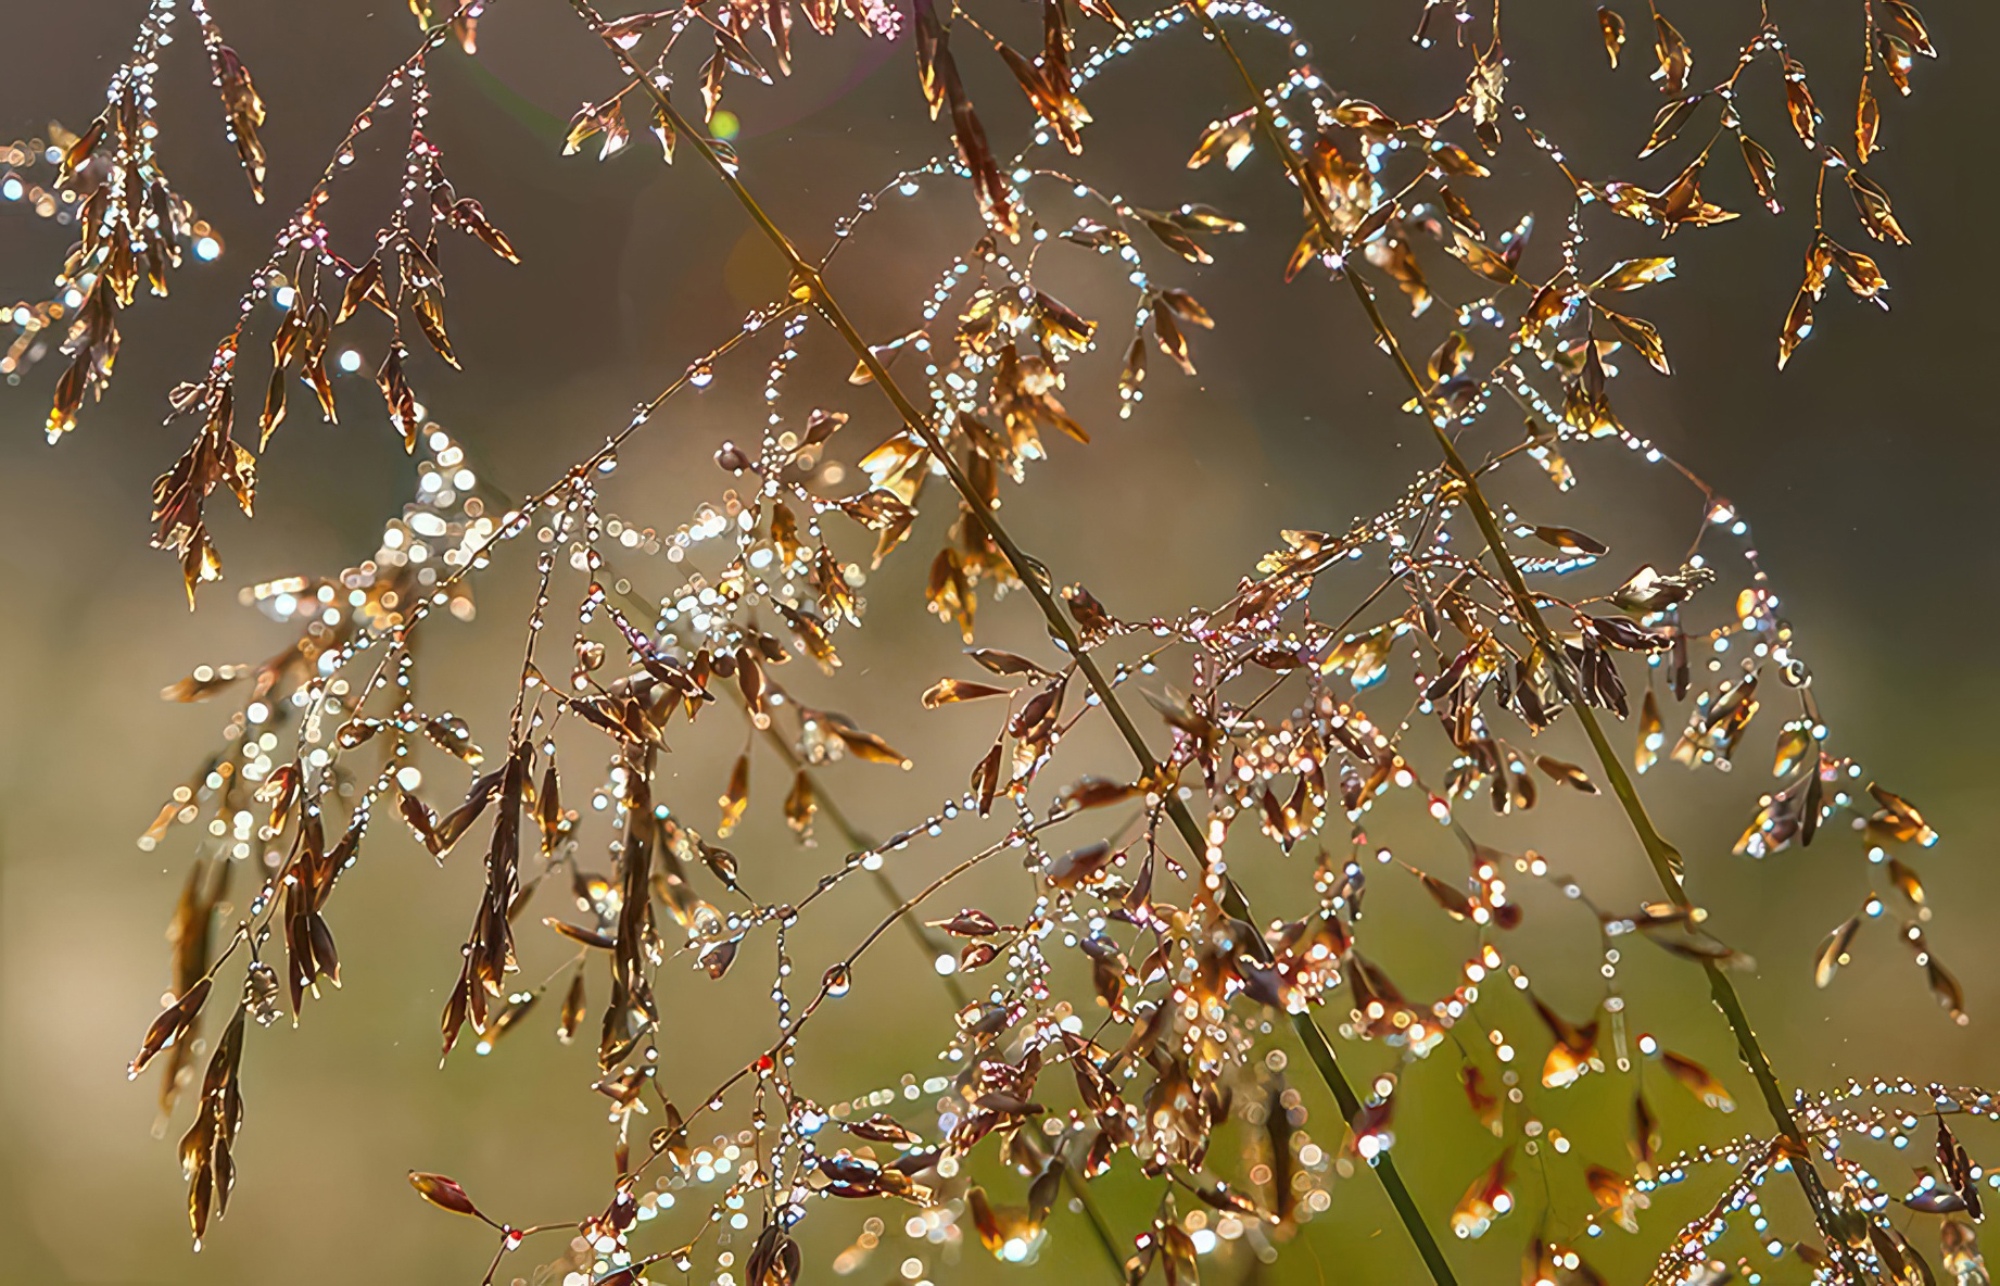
[{"x1": 2, "y1": 2, "x2": 1995, "y2": 1282}]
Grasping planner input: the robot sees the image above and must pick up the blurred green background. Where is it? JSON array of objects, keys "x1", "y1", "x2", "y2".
[{"x1": 2, "y1": 2, "x2": 1995, "y2": 1283}]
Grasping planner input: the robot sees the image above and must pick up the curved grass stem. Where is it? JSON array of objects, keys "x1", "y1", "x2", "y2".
[
  {"x1": 1179, "y1": 1, "x2": 1861, "y2": 1275},
  {"x1": 564, "y1": 3, "x2": 1462, "y2": 1281}
]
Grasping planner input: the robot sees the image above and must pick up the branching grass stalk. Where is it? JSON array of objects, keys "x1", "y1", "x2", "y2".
[
  {"x1": 564, "y1": 4, "x2": 1464, "y2": 1281},
  {"x1": 1181, "y1": 1, "x2": 1862, "y2": 1274}
]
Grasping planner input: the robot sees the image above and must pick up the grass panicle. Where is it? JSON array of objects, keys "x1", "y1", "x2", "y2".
[{"x1": 14, "y1": 1, "x2": 1986, "y2": 1283}]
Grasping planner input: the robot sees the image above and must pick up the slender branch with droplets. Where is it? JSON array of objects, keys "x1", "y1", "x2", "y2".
[{"x1": 1180, "y1": 1, "x2": 1864, "y2": 1275}]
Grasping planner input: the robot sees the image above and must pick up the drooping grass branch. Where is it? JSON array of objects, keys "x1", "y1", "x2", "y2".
[{"x1": 1182, "y1": 1, "x2": 1862, "y2": 1273}]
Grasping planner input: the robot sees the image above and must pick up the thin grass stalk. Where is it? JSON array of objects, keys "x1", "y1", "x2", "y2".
[
  {"x1": 742, "y1": 697, "x2": 967, "y2": 994},
  {"x1": 1181, "y1": 1, "x2": 1863, "y2": 1275},
  {"x1": 565, "y1": 4, "x2": 1464, "y2": 1281}
]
